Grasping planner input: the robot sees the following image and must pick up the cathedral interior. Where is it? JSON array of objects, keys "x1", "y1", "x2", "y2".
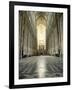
[{"x1": 19, "y1": 11, "x2": 63, "y2": 79}]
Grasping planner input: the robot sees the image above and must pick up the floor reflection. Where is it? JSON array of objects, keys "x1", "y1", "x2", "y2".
[
  {"x1": 19, "y1": 56, "x2": 63, "y2": 79},
  {"x1": 37, "y1": 56, "x2": 46, "y2": 78}
]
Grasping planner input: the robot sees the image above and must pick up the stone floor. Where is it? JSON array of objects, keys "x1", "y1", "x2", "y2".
[{"x1": 19, "y1": 56, "x2": 63, "y2": 79}]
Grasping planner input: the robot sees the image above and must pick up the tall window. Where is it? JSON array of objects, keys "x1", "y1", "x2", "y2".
[{"x1": 36, "y1": 16, "x2": 46, "y2": 50}]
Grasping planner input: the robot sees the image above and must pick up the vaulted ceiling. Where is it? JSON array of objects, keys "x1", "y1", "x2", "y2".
[{"x1": 27, "y1": 11, "x2": 56, "y2": 39}]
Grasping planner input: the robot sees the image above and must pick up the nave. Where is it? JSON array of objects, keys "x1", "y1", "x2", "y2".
[{"x1": 19, "y1": 11, "x2": 63, "y2": 79}]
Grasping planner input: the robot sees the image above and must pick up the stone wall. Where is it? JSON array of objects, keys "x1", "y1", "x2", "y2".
[
  {"x1": 19, "y1": 11, "x2": 37, "y2": 59},
  {"x1": 46, "y1": 13, "x2": 63, "y2": 57}
]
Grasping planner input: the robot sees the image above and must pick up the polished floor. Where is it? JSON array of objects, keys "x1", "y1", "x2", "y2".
[{"x1": 19, "y1": 56, "x2": 63, "y2": 79}]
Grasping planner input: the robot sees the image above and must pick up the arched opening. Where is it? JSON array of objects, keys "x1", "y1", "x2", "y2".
[{"x1": 36, "y1": 16, "x2": 46, "y2": 55}]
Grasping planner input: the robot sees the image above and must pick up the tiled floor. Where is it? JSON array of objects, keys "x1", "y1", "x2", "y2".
[{"x1": 19, "y1": 56, "x2": 63, "y2": 79}]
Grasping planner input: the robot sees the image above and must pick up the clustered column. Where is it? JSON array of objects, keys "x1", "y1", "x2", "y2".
[
  {"x1": 47, "y1": 13, "x2": 63, "y2": 57},
  {"x1": 19, "y1": 11, "x2": 37, "y2": 59}
]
